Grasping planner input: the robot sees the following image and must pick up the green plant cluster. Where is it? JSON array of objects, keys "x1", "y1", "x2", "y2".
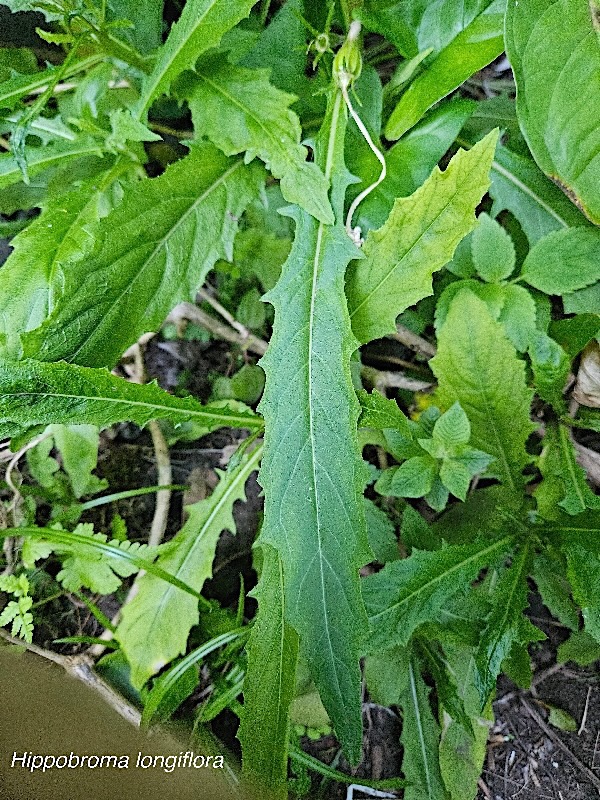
[{"x1": 0, "y1": 1, "x2": 599, "y2": 799}]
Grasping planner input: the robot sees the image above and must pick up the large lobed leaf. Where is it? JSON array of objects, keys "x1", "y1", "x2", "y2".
[
  {"x1": 22, "y1": 145, "x2": 263, "y2": 368},
  {"x1": 182, "y1": 55, "x2": 333, "y2": 224},
  {"x1": 117, "y1": 444, "x2": 262, "y2": 688},
  {"x1": 431, "y1": 290, "x2": 537, "y2": 490},
  {"x1": 363, "y1": 536, "x2": 514, "y2": 652},
  {"x1": 506, "y1": 0, "x2": 600, "y2": 223},
  {"x1": 0, "y1": 357, "x2": 261, "y2": 439},
  {"x1": 239, "y1": 546, "x2": 299, "y2": 800},
  {"x1": 258, "y1": 91, "x2": 370, "y2": 764},
  {"x1": 135, "y1": 0, "x2": 256, "y2": 114},
  {"x1": 347, "y1": 131, "x2": 497, "y2": 345}
]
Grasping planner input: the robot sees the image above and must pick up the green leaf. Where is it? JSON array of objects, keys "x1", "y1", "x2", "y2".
[
  {"x1": 536, "y1": 424, "x2": 600, "y2": 517},
  {"x1": 363, "y1": 536, "x2": 513, "y2": 652},
  {"x1": 0, "y1": 172, "x2": 124, "y2": 359},
  {"x1": 563, "y1": 282, "x2": 600, "y2": 315},
  {"x1": 239, "y1": 546, "x2": 299, "y2": 800},
  {"x1": 558, "y1": 629, "x2": 600, "y2": 666},
  {"x1": 432, "y1": 402, "x2": 470, "y2": 448},
  {"x1": 50, "y1": 424, "x2": 106, "y2": 498},
  {"x1": 497, "y1": 284, "x2": 538, "y2": 353},
  {"x1": 0, "y1": 138, "x2": 104, "y2": 190},
  {"x1": 348, "y1": 131, "x2": 497, "y2": 344},
  {"x1": 258, "y1": 91, "x2": 370, "y2": 764},
  {"x1": 386, "y1": 456, "x2": 437, "y2": 498},
  {"x1": 0, "y1": 357, "x2": 261, "y2": 440},
  {"x1": 23, "y1": 146, "x2": 263, "y2": 367},
  {"x1": 357, "y1": 99, "x2": 476, "y2": 232},
  {"x1": 106, "y1": 0, "x2": 164, "y2": 54},
  {"x1": 550, "y1": 315, "x2": 600, "y2": 357},
  {"x1": 565, "y1": 542, "x2": 600, "y2": 643},
  {"x1": 0, "y1": 55, "x2": 103, "y2": 112},
  {"x1": 364, "y1": 498, "x2": 399, "y2": 563},
  {"x1": 487, "y1": 143, "x2": 591, "y2": 244},
  {"x1": 521, "y1": 228, "x2": 600, "y2": 295},
  {"x1": 431, "y1": 290, "x2": 537, "y2": 490},
  {"x1": 182, "y1": 56, "x2": 333, "y2": 224},
  {"x1": 385, "y1": 1, "x2": 505, "y2": 140},
  {"x1": 528, "y1": 332, "x2": 570, "y2": 413},
  {"x1": 533, "y1": 552, "x2": 579, "y2": 631},
  {"x1": 116, "y1": 444, "x2": 261, "y2": 688},
  {"x1": 400, "y1": 659, "x2": 447, "y2": 800},
  {"x1": 474, "y1": 543, "x2": 543, "y2": 705},
  {"x1": 135, "y1": 0, "x2": 256, "y2": 115},
  {"x1": 471, "y1": 213, "x2": 515, "y2": 283},
  {"x1": 358, "y1": 389, "x2": 413, "y2": 439},
  {"x1": 506, "y1": 0, "x2": 600, "y2": 223}
]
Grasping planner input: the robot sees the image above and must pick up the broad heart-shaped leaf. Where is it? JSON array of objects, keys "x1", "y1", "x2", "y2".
[
  {"x1": 487, "y1": 143, "x2": 592, "y2": 245},
  {"x1": 0, "y1": 138, "x2": 104, "y2": 190},
  {"x1": 0, "y1": 358, "x2": 261, "y2": 440},
  {"x1": 431, "y1": 290, "x2": 537, "y2": 491},
  {"x1": 116, "y1": 444, "x2": 261, "y2": 688},
  {"x1": 239, "y1": 546, "x2": 299, "y2": 800},
  {"x1": 384, "y1": 0, "x2": 505, "y2": 140},
  {"x1": 0, "y1": 171, "x2": 124, "y2": 360},
  {"x1": 400, "y1": 659, "x2": 447, "y2": 800},
  {"x1": 506, "y1": 0, "x2": 600, "y2": 223},
  {"x1": 521, "y1": 228, "x2": 600, "y2": 296},
  {"x1": 474, "y1": 542, "x2": 543, "y2": 705},
  {"x1": 135, "y1": 0, "x2": 255, "y2": 115},
  {"x1": 23, "y1": 146, "x2": 263, "y2": 368},
  {"x1": 347, "y1": 131, "x2": 497, "y2": 345},
  {"x1": 258, "y1": 91, "x2": 371, "y2": 764},
  {"x1": 362, "y1": 536, "x2": 514, "y2": 652},
  {"x1": 181, "y1": 56, "x2": 333, "y2": 224}
]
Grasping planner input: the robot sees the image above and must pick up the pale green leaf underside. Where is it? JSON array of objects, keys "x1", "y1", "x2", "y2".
[
  {"x1": 0, "y1": 358, "x2": 261, "y2": 439},
  {"x1": 506, "y1": 0, "x2": 600, "y2": 223},
  {"x1": 117, "y1": 444, "x2": 262, "y2": 688},
  {"x1": 362, "y1": 536, "x2": 513, "y2": 652},
  {"x1": 431, "y1": 290, "x2": 536, "y2": 490},
  {"x1": 347, "y1": 131, "x2": 497, "y2": 345},
  {"x1": 258, "y1": 93, "x2": 370, "y2": 763},
  {"x1": 22, "y1": 145, "x2": 263, "y2": 368},
  {"x1": 239, "y1": 545, "x2": 299, "y2": 800},
  {"x1": 185, "y1": 56, "x2": 333, "y2": 224},
  {"x1": 136, "y1": 0, "x2": 256, "y2": 114}
]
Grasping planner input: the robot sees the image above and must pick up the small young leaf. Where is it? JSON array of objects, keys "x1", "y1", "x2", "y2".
[
  {"x1": 432, "y1": 402, "x2": 471, "y2": 449},
  {"x1": 117, "y1": 444, "x2": 261, "y2": 688},
  {"x1": 347, "y1": 131, "x2": 497, "y2": 344},
  {"x1": 183, "y1": 56, "x2": 333, "y2": 224},
  {"x1": 471, "y1": 213, "x2": 515, "y2": 283},
  {"x1": 386, "y1": 456, "x2": 437, "y2": 498},
  {"x1": 528, "y1": 331, "x2": 570, "y2": 412},
  {"x1": 0, "y1": 357, "x2": 261, "y2": 439},
  {"x1": 521, "y1": 228, "x2": 600, "y2": 295}
]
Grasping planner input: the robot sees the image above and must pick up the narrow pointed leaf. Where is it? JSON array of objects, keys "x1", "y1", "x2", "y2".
[
  {"x1": 348, "y1": 131, "x2": 497, "y2": 345},
  {"x1": 22, "y1": 145, "x2": 263, "y2": 367},
  {"x1": 258, "y1": 91, "x2": 370, "y2": 763},
  {"x1": 0, "y1": 138, "x2": 104, "y2": 190},
  {"x1": 506, "y1": 0, "x2": 600, "y2": 223},
  {"x1": 183, "y1": 56, "x2": 333, "y2": 224},
  {"x1": 117, "y1": 444, "x2": 261, "y2": 688},
  {"x1": 431, "y1": 290, "x2": 537, "y2": 490},
  {"x1": 0, "y1": 357, "x2": 261, "y2": 439},
  {"x1": 363, "y1": 536, "x2": 513, "y2": 652},
  {"x1": 136, "y1": 0, "x2": 255, "y2": 115},
  {"x1": 239, "y1": 546, "x2": 299, "y2": 800}
]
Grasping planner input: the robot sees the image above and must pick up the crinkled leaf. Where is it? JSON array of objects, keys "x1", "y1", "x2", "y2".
[
  {"x1": 135, "y1": 0, "x2": 256, "y2": 114},
  {"x1": 431, "y1": 290, "x2": 537, "y2": 490},
  {"x1": 363, "y1": 536, "x2": 513, "y2": 652},
  {"x1": 258, "y1": 92, "x2": 370, "y2": 764},
  {"x1": 117, "y1": 444, "x2": 261, "y2": 688},
  {"x1": 239, "y1": 546, "x2": 299, "y2": 800},
  {"x1": 521, "y1": 228, "x2": 600, "y2": 295},
  {"x1": 348, "y1": 131, "x2": 497, "y2": 344},
  {"x1": 506, "y1": 0, "x2": 600, "y2": 223},
  {"x1": 0, "y1": 357, "x2": 261, "y2": 440},
  {"x1": 183, "y1": 55, "x2": 333, "y2": 224},
  {"x1": 22, "y1": 146, "x2": 263, "y2": 367}
]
